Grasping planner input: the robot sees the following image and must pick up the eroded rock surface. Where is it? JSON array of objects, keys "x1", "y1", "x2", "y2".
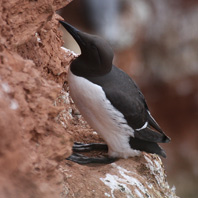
[{"x1": 0, "y1": 0, "x2": 178, "y2": 197}]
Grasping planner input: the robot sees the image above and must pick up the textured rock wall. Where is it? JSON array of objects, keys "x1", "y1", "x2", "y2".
[
  {"x1": 0, "y1": 0, "x2": 73, "y2": 197},
  {"x1": 0, "y1": 0, "x2": 179, "y2": 197}
]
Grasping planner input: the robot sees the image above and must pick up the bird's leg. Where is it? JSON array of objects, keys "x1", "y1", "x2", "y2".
[
  {"x1": 67, "y1": 153, "x2": 117, "y2": 164},
  {"x1": 72, "y1": 142, "x2": 108, "y2": 152},
  {"x1": 66, "y1": 142, "x2": 117, "y2": 164}
]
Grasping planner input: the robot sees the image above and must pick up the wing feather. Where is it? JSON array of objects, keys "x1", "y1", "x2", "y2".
[{"x1": 87, "y1": 65, "x2": 170, "y2": 143}]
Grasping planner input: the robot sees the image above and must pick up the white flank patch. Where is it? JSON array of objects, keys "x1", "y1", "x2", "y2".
[
  {"x1": 100, "y1": 163, "x2": 151, "y2": 198},
  {"x1": 68, "y1": 69, "x2": 141, "y2": 158}
]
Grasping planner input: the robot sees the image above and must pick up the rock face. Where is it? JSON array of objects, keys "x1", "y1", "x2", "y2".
[{"x1": 0, "y1": 0, "x2": 178, "y2": 197}]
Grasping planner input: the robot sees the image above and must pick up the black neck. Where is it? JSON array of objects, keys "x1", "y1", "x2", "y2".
[{"x1": 70, "y1": 56, "x2": 112, "y2": 78}]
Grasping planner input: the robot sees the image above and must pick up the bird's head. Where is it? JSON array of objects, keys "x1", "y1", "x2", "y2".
[{"x1": 59, "y1": 21, "x2": 114, "y2": 77}]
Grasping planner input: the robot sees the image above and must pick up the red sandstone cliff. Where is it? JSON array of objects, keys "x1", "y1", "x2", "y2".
[{"x1": 0, "y1": 1, "x2": 178, "y2": 197}]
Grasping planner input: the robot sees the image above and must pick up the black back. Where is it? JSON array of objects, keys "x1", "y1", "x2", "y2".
[{"x1": 87, "y1": 65, "x2": 148, "y2": 130}]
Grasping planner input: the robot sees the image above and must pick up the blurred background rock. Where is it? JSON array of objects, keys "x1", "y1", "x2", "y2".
[{"x1": 58, "y1": 0, "x2": 198, "y2": 197}]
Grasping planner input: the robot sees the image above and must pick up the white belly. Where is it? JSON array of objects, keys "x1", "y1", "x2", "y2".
[{"x1": 68, "y1": 68, "x2": 141, "y2": 158}]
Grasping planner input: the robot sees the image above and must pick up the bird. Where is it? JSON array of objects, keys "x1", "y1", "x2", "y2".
[{"x1": 59, "y1": 21, "x2": 171, "y2": 164}]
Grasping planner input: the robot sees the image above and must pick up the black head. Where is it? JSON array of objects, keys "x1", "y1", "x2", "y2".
[{"x1": 59, "y1": 21, "x2": 114, "y2": 77}]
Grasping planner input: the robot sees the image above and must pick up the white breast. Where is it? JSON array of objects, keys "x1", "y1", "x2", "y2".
[{"x1": 68, "y1": 68, "x2": 141, "y2": 158}]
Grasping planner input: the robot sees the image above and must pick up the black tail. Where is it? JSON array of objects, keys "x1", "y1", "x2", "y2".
[
  {"x1": 134, "y1": 127, "x2": 170, "y2": 143},
  {"x1": 129, "y1": 137, "x2": 166, "y2": 158}
]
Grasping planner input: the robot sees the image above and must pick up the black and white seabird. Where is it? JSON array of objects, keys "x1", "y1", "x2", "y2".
[{"x1": 59, "y1": 21, "x2": 171, "y2": 164}]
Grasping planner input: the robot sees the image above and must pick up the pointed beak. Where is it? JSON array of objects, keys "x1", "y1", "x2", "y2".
[{"x1": 59, "y1": 20, "x2": 85, "y2": 48}]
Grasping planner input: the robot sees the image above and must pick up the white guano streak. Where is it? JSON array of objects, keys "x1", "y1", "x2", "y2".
[{"x1": 100, "y1": 163, "x2": 151, "y2": 198}]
